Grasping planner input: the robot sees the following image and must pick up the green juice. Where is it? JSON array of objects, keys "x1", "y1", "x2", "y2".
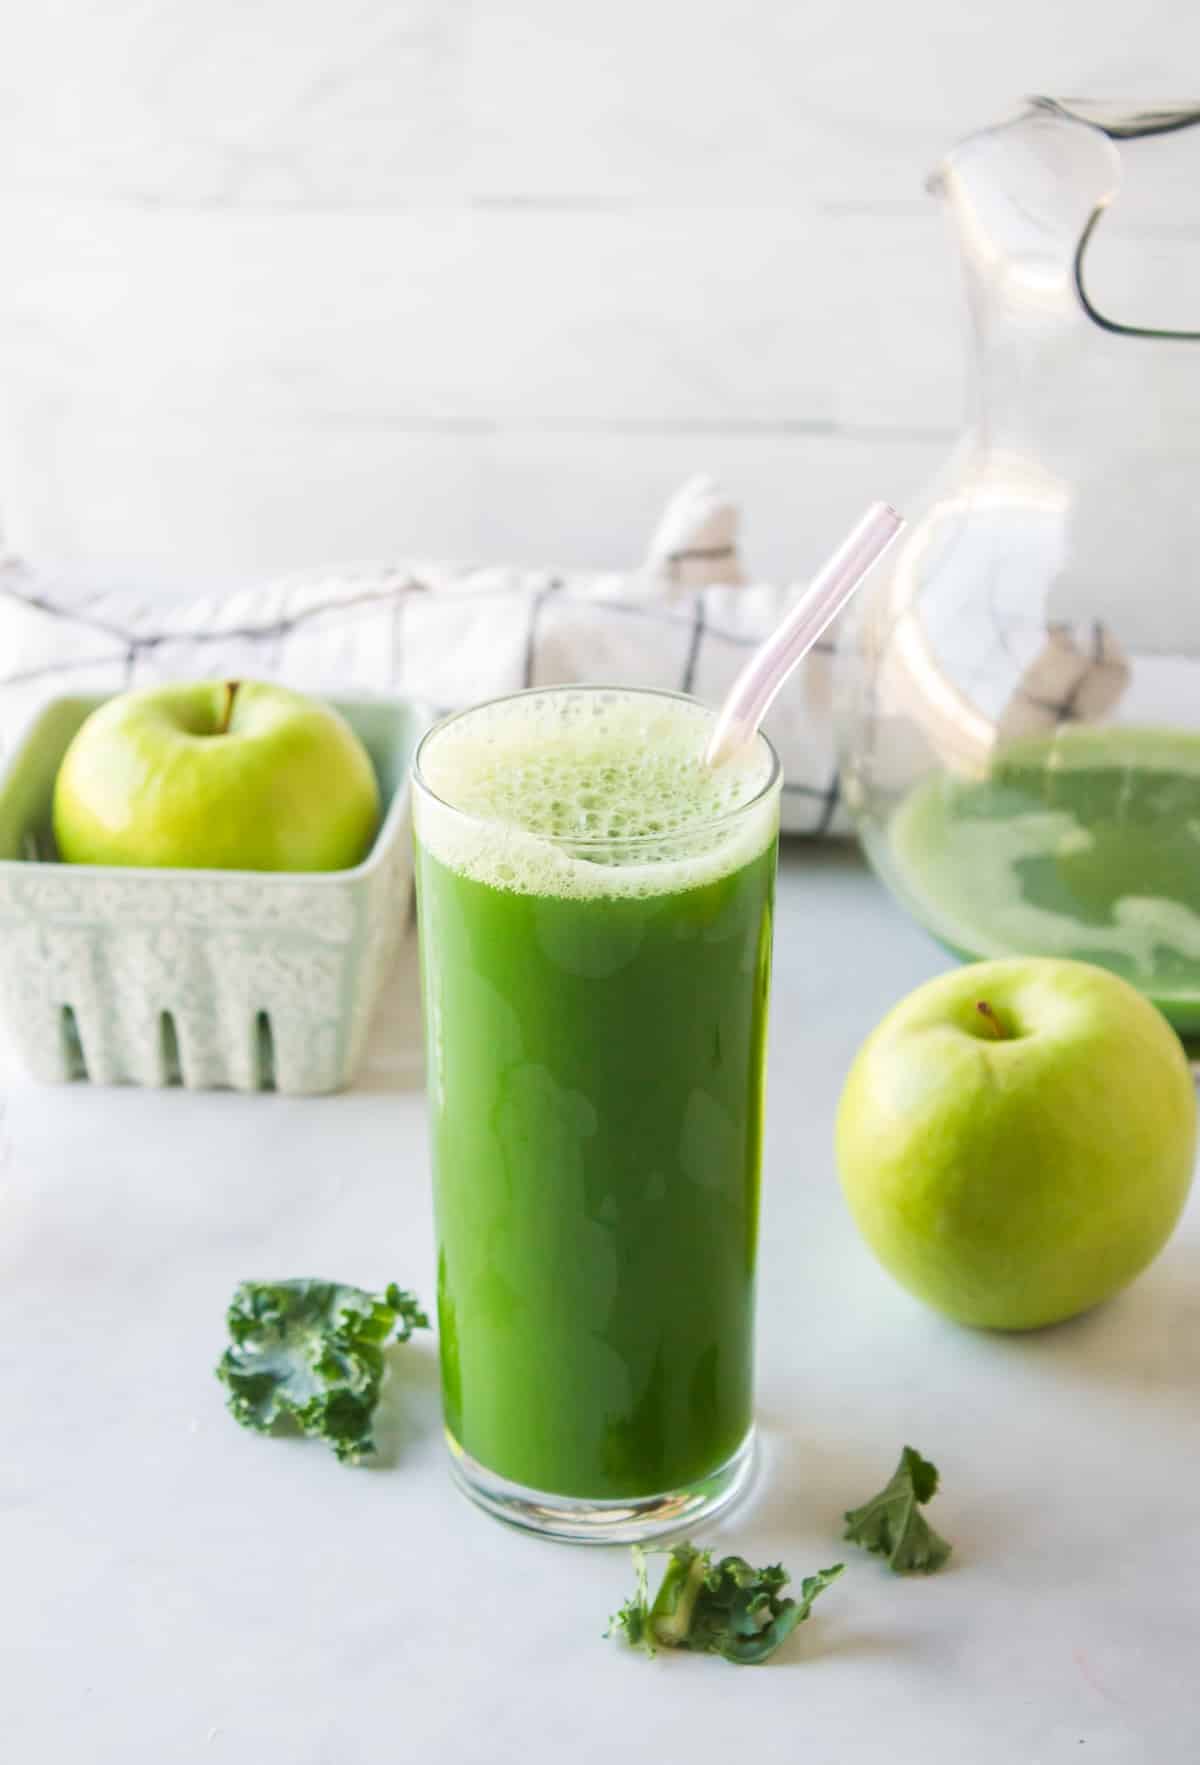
[
  {"x1": 413, "y1": 690, "x2": 779, "y2": 1508},
  {"x1": 888, "y1": 726, "x2": 1200, "y2": 1035}
]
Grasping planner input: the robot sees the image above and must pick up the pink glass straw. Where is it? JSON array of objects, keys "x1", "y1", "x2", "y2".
[{"x1": 703, "y1": 501, "x2": 905, "y2": 769}]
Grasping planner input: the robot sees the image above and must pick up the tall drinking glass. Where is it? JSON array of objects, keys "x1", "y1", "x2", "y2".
[{"x1": 412, "y1": 686, "x2": 781, "y2": 1541}]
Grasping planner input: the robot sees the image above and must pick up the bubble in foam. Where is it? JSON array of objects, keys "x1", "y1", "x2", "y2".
[{"x1": 415, "y1": 689, "x2": 779, "y2": 900}]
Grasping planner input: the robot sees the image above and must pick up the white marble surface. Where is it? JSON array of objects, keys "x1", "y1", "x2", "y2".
[{"x1": 2, "y1": 844, "x2": 1198, "y2": 1763}]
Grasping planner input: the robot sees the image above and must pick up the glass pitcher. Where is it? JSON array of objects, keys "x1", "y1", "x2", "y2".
[{"x1": 835, "y1": 99, "x2": 1200, "y2": 1037}]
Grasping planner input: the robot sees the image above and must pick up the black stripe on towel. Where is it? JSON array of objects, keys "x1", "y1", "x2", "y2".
[
  {"x1": 522, "y1": 577, "x2": 563, "y2": 689},
  {"x1": 681, "y1": 594, "x2": 706, "y2": 695},
  {"x1": 814, "y1": 770, "x2": 841, "y2": 836}
]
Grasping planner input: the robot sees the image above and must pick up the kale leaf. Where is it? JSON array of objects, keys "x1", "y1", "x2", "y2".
[
  {"x1": 843, "y1": 1445, "x2": 952, "y2": 1573},
  {"x1": 608, "y1": 1542, "x2": 843, "y2": 1665},
  {"x1": 216, "y1": 1279, "x2": 429, "y2": 1464}
]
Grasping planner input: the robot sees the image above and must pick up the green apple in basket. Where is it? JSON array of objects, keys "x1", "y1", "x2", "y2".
[
  {"x1": 836, "y1": 958, "x2": 1196, "y2": 1329},
  {"x1": 53, "y1": 680, "x2": 379, "y2": 871}
]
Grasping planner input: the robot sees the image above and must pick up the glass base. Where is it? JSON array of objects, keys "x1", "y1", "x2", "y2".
[{"x1": 444, "y1": 1427, "x2": 756, "y2": 1544}]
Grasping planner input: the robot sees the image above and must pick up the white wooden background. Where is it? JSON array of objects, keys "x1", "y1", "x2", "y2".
[{"x1": 0, "y1": 1, "x2": 1196, "y2": 591}]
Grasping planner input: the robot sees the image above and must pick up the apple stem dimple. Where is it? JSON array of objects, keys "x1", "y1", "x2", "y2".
[
  {"x1": 217, "y1": 680, "x2": 240, "y2": 736},
  {"x1": 976, "y1": 1000, "x2": 1008, "y2": 1041}
]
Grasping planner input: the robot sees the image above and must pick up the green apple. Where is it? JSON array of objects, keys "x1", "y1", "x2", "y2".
[
  {"x1": 53, "y1": 680, "x2": 380, "y2": 872},
  {"x1": 836, "y1": 958, "x2": 1196, "y2": 1330}
]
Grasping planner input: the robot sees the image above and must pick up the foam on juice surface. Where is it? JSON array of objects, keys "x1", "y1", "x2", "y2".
[{"x1": 414, "y1": 690, "x2": 779, "y2": 899}]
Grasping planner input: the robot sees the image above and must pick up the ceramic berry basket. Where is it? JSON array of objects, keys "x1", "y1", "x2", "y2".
[{"x1": 0, "y1": 693, "x2": 424, "y2": 1094}]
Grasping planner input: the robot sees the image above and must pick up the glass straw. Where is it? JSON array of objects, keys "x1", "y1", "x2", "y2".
[{"x1": 703, "y1": 501, "x2": 904, "y2": 769}]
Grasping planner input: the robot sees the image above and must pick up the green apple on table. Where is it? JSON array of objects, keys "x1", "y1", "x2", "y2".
[
  {"x1": 837, "y1": 957, "x2": 1197, "y2": 1330},
  {"x1": 53, "y1": 679, "x2": 379, "y2": 872}
]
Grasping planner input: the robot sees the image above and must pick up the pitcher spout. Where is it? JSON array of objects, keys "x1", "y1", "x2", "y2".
[
  {"x1": 930, "y1": 101, "x2": 1121, "y2": 288},
  {"x1": 931, "y1": 98, "x2": 1200, "y2": 341}
]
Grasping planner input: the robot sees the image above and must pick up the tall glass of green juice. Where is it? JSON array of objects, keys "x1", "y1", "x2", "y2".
[{"x1": 412, "y1": 687, "x2": 781, "y2": 1541}]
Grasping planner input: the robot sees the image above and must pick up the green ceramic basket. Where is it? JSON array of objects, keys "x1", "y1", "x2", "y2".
[{"x1": 0, "y1": 693, "x2": 423, "y2": 1094}]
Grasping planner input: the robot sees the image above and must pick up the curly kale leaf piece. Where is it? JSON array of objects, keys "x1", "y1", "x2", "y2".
[
  {"x1": 843, "y1": 1445, "x2": 952, "y2": 1573},
  {"x1": 608, "y1": 1542, "x2": 843, "y2": 1665},
  {"x1": 216, "y1": 1280, "x2": 428, "y2": 1463},
  {"x1": 607, "y1": 1541, "x2": 653, "y2": 1651}
]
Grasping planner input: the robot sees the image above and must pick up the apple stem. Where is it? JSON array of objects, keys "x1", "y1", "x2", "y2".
[
  {"x1": 976, "y1": 1000, "x2": 1007, "y2": 1040},
  {"x1": 217, "y1": 680, "x2": 240, "y2": 736}
]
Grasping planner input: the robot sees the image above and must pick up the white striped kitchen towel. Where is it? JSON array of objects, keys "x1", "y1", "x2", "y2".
[
  {"x1": 0, "y1": 477, "x2": 849, "y2": 836},
  {"x1": 0, "y1": 474, "x2": 1135, "y2": 839}
]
